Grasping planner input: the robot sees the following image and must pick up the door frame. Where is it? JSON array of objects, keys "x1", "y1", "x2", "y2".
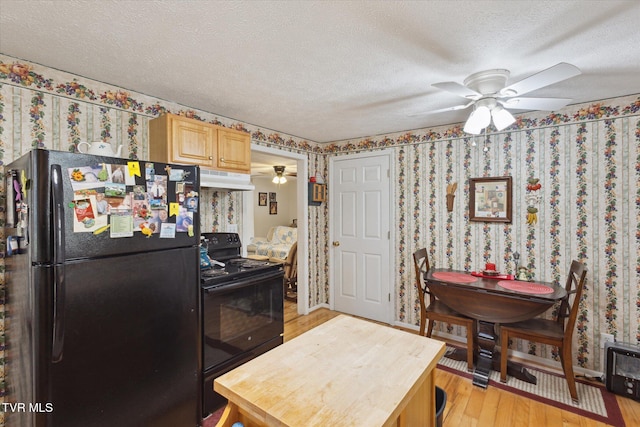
[
  {"x1": 246, "y1": 144, "x2": 309, "y2": 315},
  {"x1": 328, "y1": 149, "x2": 395, "y2": 324}
]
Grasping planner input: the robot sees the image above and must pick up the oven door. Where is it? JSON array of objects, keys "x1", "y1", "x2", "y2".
[{"x1": 202, "y1": 269, "x2": 284, "y2": 372}]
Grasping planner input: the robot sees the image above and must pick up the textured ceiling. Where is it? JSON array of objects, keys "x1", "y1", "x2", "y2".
[{"x1": 1, "y1": 0, "x2": 640, "y2": 143}]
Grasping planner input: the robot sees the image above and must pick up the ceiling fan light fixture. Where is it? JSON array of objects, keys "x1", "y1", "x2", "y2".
[
  {"x1": 491, "y1": 106, "x2": 516, "y2": 131},
  {"x1": 463, "y1": 119, "x2": 482, "y2": 135},
  {"x1": 272, "y1": 165, "x2": 287, "y2": 184},
  {"x1": 464, "y1": 105, "x2": 491, "y2": 134}
]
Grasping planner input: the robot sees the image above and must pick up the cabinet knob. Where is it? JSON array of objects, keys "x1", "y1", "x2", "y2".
[
  {"x1": 209, "y1": 156, "x2": 212, "y2": 160},
  {"x1": 332, "y1": 241, "x2": 340, "y2": 247},
  {"x1": 220, "y1": 158, "x2": 225, "y2": 162}
]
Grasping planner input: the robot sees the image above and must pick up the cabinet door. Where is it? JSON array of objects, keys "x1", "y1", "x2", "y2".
[
  {"x1": 217, "y1": 128, "x2": 251, "y2": 173},
  {"x1": 309, "y1": 183, "x2": 327, "y2": 205},
  {"x1": 171, "y1": 118, "x2": 216, "y2": 167}
]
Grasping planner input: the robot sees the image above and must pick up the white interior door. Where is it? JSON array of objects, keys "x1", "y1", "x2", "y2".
[{"x1": 330, "y1": 151, "x2": 392, "y2": 323}]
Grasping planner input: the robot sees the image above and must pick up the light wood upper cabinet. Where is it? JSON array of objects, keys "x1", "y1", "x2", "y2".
[
  {"x1": 149, "y1": 113, "x2": 251, "y2": 173},
  {"x1": 217, "y1": 127, "x2": 251, "y2": 172}
]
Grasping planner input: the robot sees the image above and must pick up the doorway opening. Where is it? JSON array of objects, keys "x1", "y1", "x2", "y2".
[{"x1": 246, "y1": 145, "x2": 309, "y2": 316}]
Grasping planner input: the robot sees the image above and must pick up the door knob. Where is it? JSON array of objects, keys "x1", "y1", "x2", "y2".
[{"x1": 332, "y1": 241, "x2": 340, "y2": 247}]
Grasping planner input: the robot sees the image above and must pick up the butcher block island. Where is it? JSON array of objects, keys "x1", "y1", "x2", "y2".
[{"x1": 214, "y1": 315, "x2": 446, "y2": 427}]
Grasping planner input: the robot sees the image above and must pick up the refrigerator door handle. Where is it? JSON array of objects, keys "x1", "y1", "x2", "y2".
[{"x1": 51, "y1": 164, "x2": 66, "y2": 362}]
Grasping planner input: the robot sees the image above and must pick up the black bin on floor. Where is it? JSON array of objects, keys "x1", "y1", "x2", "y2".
[{"x1": 435, "y1": 386, "x2": 447, "y2": 427}]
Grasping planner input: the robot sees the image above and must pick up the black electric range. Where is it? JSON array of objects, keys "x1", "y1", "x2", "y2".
[
  {"x1": 200, "y1": 232, "x2": 283, "y2": 288},
  {"x1": 199, "y1": 232, "x2": 285, "y2": 416}
]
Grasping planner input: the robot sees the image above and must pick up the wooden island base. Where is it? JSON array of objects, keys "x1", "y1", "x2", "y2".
[
  {"x1": 214, "y1": 315, "x2": 445, "y2": 427},
  {"x1": 216, "y1": 375, "x2": 434, "y2": 427}
]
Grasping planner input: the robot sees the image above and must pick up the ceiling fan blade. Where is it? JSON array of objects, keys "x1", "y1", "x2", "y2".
[
  {"x1": 500, "y1": 97, "x2": 573, "y2": 111},
  {"x1": 499, "y1": 63, "x2": 581, "y2": 97},
  {"x1": 432, "y1": 82, "x2": 481, "y2": 99},
  {"x1": 408, "y1": 101, "x2": 474, "y2": 117}
]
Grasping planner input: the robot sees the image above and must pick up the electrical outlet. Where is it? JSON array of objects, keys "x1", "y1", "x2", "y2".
[{"x1": 601, "y1": 333, "x2": 615, "y2": 348}]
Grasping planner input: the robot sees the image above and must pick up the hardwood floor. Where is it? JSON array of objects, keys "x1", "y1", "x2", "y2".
[{"x1": 284, "y1": 301, "x2": 640, "y2": 427}]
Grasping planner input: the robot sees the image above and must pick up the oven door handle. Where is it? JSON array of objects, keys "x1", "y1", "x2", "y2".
[{"x1": 203, "y1": 269, "x2": 284, "y2": 294}]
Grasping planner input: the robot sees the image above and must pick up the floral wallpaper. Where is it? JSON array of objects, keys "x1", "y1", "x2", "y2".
[
  {"x1": 0, "y1": 54, "x2": 326, "y2": 409},
  {"x1": 0, "y1": 51, "x2": 638, "y2": 408},
  {"x1": 325, "y1": 98, "x2": 640, "y2": 373}
]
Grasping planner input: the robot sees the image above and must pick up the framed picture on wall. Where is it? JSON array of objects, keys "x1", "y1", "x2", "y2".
[
  {"x1": 269, "y1": 192, "x2": 277, "y2": 202},
  {"x1": 469, "y1": 176, "x2": 512, "y2": 222},
  {"x1": 269, "y1": 201, "x2": 278, "y2": 215},
  {"x1": 258, "y1": 192, "x2": 267, "y2": 206}
]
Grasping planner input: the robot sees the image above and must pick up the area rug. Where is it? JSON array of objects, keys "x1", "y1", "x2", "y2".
[
  {"x1": 437, "y1": 347, "x2": 625, "y2": 426},
  {"x1": 202, "y1": 406, "x2": 225, "y2": 427},
  {"x1": 203, "y1": 349, "x2": 626, "y2": 427}
]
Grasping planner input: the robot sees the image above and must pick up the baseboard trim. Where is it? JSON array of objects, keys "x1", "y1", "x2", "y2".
[{"x1": 308, "y1": 303, "x2": 330, "y2": 313}]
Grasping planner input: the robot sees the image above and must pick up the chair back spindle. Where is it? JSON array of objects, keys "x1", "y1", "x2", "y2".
[
  {"x1": 558, "y1": 260, "x2": 588, "y2": 341},
  {"x1": 413, "y1": 248, "x2": 432, "y2": 303}
]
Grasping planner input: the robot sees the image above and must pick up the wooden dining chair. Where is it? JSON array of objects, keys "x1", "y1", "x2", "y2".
[
  {"x1": 271, "y1": 241, "x2": 298, "y2": 301},
  {"x1": 499, "y1": 260, "x2": 588, "y2": 403},
  {"x1": 413, "y1": 248, "x2": 477, "y2": 372}
]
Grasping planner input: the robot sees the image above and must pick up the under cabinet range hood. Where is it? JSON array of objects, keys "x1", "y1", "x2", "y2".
[{"x1": 200, "y1": 169, "x2": 255, "y2": 191}]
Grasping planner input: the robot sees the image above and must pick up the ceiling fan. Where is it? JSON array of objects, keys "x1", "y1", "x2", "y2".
[
  {"x1": 271, "y1": 165, "x2": 296, "y2": 184},
  {"x1": 424, "y1": 62, "x2": 581, "y2": 134}
]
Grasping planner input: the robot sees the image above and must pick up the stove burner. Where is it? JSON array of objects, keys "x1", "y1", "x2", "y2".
[
  {"x1": 200, "y1": 233, "x2": 283, "y2": 287},
  {"x1": 201, "y1": 268, "x2": 228, "y2": 277},
  {"x1": 201, "y1": 258, "x2": 282, "y2": 285},
  {"x1": 228, "y1": 259, "x2": 272, "y2": 268}
]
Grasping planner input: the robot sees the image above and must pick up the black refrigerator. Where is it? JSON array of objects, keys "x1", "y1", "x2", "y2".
[{"x1": 3, "y1": 149, "x2": 202, "y2": 427}]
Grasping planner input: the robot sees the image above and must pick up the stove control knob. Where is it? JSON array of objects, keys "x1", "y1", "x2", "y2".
[
  {"x1": 227, "y1": 235, "x2": 233, "y2": 243},
  {"x1": 233, "y1": 235, "x2": 239, "y2": 242}
]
